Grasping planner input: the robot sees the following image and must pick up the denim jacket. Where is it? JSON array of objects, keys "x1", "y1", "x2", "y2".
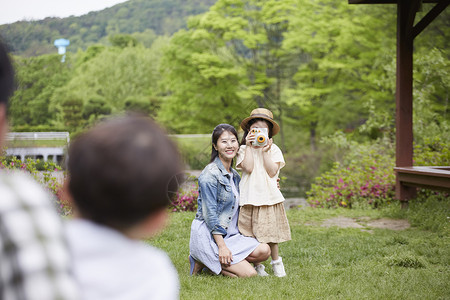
[{"x1": 195, "y1": 157, "x2": 240, "y2": 236}]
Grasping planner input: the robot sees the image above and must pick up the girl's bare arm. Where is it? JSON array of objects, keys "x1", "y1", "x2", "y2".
[
  {"x1": 262, "y1": 139, "x2": 279, "y2": 177},
  {"x1": 238, "y1": 132, "x2": 256, "y2": 173}
]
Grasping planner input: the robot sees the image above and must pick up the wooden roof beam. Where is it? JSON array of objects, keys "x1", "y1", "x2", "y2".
[
  {"x1": 406, "y1": 0, "x2": 421, "y2": 36},
  {"x1": 413, "y1": 0, "x2": 450, "y2": 38}
]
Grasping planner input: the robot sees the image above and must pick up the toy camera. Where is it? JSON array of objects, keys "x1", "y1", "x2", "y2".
[{"x1": 250, "y1": 128, "x2": 268, "y2": 147}]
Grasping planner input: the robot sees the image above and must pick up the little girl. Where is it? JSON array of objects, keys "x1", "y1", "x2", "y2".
[{"x1": 236, "y1": 108, "x2": 291, "y2": 277}]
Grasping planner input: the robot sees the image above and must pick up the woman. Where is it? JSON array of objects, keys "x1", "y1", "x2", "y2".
[{"x1": 189, "y1": 124, "x2": 271, "y2": 277}]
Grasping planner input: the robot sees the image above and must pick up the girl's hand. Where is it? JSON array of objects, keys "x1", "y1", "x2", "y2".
[
  {"x1": 218, "y1": 245, "x2": 233, "y2": 266},
  {"x1": 245, "y1": 131, "x2": 256, "y2": 146},
  {"x1": 263, "y1": 138, "x2": 273, "y2": 152}
]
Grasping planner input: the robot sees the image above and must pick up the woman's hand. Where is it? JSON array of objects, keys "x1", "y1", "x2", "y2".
[
  {"x1": 213, "y1": 234, "x2": 233, "y2": 266},
  {"x1": 218, "y1": 244, "x2": 233, "y2": 266}
]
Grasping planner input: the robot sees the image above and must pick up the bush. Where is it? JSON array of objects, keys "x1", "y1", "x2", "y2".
[
  {"x1": 307, "y1": 141, "x2": 396, "y2": 209},
  {"x1": 307, "y1": 131, "x2": 449, "y2": 209},
  {"x1": 169, "y1": 178, "x2": 199, "y2": 212},
  {"x1": 414, "y1": 137, "x2": 450, "y2": 165},
  {"x1": 0, "y1": 155, "x2": 72, "y2": 215}
]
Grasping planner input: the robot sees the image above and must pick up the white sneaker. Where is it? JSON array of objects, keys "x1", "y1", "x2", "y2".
[
  {"x1": 271, "y1": 257, "x2": 286, "y2": 277},
  {"x1": 255, "y1": 264, "x2": 269, "y2": 276}
]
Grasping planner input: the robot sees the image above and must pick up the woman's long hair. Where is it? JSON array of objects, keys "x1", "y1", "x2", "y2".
[{"x1": 210, "y1": 124, "x2": 239, "y2": 163}]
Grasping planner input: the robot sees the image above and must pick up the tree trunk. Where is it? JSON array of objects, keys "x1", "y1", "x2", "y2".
[{"x1": 310, "y1": 121, "x2": 317, "y2": 152}]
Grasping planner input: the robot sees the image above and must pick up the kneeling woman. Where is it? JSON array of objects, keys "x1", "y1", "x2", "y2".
[{"x1": 189, "y1": 124, "x2": 271, "y2": 277}]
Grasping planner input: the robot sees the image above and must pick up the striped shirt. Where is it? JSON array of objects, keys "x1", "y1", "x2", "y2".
[{"x1": 0, "y1": 171, "x2": 79, "y2": 300}]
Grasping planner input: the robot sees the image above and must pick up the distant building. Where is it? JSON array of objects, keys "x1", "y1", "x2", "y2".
[{"x1": 54, "y1": 39, "x2": 70, "y2": 62}]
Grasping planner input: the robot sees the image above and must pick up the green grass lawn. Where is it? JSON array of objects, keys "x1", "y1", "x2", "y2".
[{"x1": 148, "y1": 199, "x2": 449, "y2": 299}]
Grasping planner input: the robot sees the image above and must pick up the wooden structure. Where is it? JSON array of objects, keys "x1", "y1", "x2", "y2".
[{"x1": 349, "y1": 0, "x2": 450, "y2": 207}]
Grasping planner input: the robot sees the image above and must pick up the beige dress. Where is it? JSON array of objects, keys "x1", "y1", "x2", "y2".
[{"x1": 236, "y1": 144, "x2": 291, "y2": 243}]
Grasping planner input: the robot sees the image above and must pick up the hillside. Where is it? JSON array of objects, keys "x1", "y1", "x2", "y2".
[{"x1": 0, "y1": 0, "x2": 216, "y2": 56}]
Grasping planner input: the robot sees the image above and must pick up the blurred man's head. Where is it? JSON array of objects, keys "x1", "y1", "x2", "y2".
[
  {"x1": 0, "y1": 38, "x2": 15, "y2": 148},
  {"x1": 67, "y1": 114, "x2": 182, "y2": 234}
]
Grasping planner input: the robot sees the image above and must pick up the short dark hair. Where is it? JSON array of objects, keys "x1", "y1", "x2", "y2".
[
  {"x1": 240, "y1": 118, "x2": 273, "y2": 145},
  {"x1": 210, "y1": 124, "x2": 238, "y2": 163},
  {"x1": 0, "y1": 38, "x2": 15, "y2": 105},
  {"x1": 68, "y1": 114, "x2": 182, "y2": 230}
]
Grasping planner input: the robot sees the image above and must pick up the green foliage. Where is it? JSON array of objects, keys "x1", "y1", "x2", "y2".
[
  {"x1": 414, "y1": 4, "x2": 450, "y2": 53},
  {"x1": 10, "y1": 125, "x2": 68, "y2": 132},
  {"x1": 282, "y1": 149, "x2": 325, "y2": 198},
  {"x1": 2, "y1": 0, "x2": 449, "y2": 199},
  {"x1": 109, "y1": 34, "x2": 139, "y2": 48},
  {"x1": 307, "y1": 140, "x2": 396, "y2": 209},
  {"x1": 159, "y1": 0, "x2": 299, "y2": 134},
  {"x1": 414, "y1": 137, "x2": 450, "y2": 166},
  {"x1": 169, "y1": 176, "x2": 199, "y2": 212},
  {"x1": 83, "y1": 97, "x2": 112, "y2": 121},
  {"x1": 283, "y1": 0, "x2": 397, "y2": 147},
  {"x1": 9, "y1": 53, "x2": 74, "y2": 128},
  {"x1": 123, "y1": 96, "x2": 158, "y2": 115},
  {"x1": 159, "y1": 27, "x2": 251, "y2": 133},
  {"x1": 172, "y1": 136, "x2": 211, "y2": 170},
  {"x1": 308, "y1": 132, "x2": 450, "y2": 209},
  {"x1": 0, "y1": 155, "x2": 71, "y2": 215},
  {"x1": 60, "y1": 97, "x2": 84, "y2": 131},
  {"x1": 413, "y1": 48, "x2": 450, "y2": 144},
  {"x1": 359, "y1": 46, "x2": 449, "y2": 146},
  {"x1": 48, "y1": 41, "x2": 167, "y2": 132},
  {"x1": 0, "y1": 0, "x2": 217, "y2": 56}
]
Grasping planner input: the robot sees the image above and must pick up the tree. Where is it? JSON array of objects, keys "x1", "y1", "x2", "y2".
[
  {"x1": 283, "y1": 0, "x2": 397, "y2": 149},
  {"x1": 159, "y1": 0, "x2": 299, "y2": 140},
  {"x1": 109, "y1": 34, "x2": 139, "y2": 48},
  {"x1": 9, "y1": 53, "x2": 74, "y2": 128},
  {"x1": 159, "y1": 27, "x2": 249, "y2": 133},
  {"x1": 82, "y1": 96, "x2": 112, "y2": 122},
  {"x1": 61, "y1": 97, "x2": 84, "y2": 131},
  {"x1": 51, "y1": 41, "x2": 167, "y2": 131}
]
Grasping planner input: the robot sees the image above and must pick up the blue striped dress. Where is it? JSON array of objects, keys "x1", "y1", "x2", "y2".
[{"x1": 189, "y1": 173, "x2": 260, "y2": 274}]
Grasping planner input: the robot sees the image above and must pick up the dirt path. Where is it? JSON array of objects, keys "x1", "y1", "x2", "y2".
[{"x1": 306, "y1": 216, "x2": 410, "y2": 232}]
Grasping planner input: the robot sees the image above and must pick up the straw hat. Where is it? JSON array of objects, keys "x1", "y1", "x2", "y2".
[{"x1": 240, "y1": 108, "x2": 280, "y2": 136}]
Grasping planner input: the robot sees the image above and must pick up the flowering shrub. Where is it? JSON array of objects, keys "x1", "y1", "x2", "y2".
[
  {"x1": 307, "y1": 134, "x2": 450, "y2": 209},
  {"x1": 0, "y1": 155, "x2": 72, "y2": 215},
  {"x1": 169, "y1": 181, "x2": 199, "y2": 212},
  {"x1": 307, "y1": 142, "x2": 396, "y2": 209}
]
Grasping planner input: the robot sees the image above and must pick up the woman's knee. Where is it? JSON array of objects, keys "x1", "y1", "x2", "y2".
[
  {"x1": 259, "y1": 243, "x2": 271, "y2": 259},
  {"x1": 246, "y1": 243, "x2": 271, "y2": 264},
  {"x1": 243, "y1": 267, "x2": 257, "y2": 278},
  {"x1": 223, "y1": 261, "x2": 257, "y2": 278},
  {"x1": 237, "y1": 265, "x2": 257, "y2": 278}
]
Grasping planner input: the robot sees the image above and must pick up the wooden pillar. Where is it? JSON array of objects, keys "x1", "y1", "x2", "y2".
[{"x1": 395, "y1": 0, "x2": 416, "y2": 205}]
